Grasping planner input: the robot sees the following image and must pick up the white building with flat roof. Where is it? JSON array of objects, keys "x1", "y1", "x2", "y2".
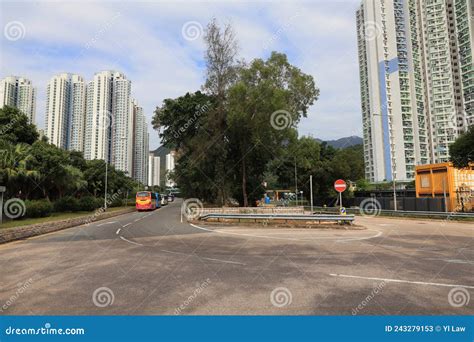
[
  {"x1": 84, "y1": 71, "x2": 133, "y2": 176},
  {"x1": 0, "y1": 76, "x2": 36, "y2": 123},
  {"x1": 132, "y1": 99, "x2": 149, "y2": 185},
  {"x1": 45, "y1": 73, "x2": 85, "y2": 150}
]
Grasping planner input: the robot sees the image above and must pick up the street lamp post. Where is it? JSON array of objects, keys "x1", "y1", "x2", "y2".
[
  {"x1": 393, "y1": 178, "x2": 397, "y2": 211},
  {"x1": 294, "y1": 157, "x2": 298, "y2": 206},
  {"x1": 104, "y1": 159, "x2": 108, "y2": 210}
]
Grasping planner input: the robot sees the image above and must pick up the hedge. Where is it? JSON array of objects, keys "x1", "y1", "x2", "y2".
[{"x1": 25, "y1": 199, "x2": 53, "y2": 218}]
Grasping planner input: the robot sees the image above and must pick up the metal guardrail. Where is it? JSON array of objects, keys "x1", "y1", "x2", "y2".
[
  {"x1": 199, "y1": 213, "x2": 354, "y2": 223},
  {"x1": 311, "y1": 206, "x2": 474, "y2": 219}
]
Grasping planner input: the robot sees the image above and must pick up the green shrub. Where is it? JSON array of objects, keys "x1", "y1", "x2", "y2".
[
  {"x1": 95, "y1": 198, "x2": 104, "y2": 209},
  {"x1": 108, "y1": 196, "x2": 124, "y2": 208},
  {"x1": 78, "y1": 196, "x2": 100, "y2": 211},
  {"x1": 54, "y1": 196, "x2": 80, "y2": 212},
  {"x1": 25, "y1": 200, "x2": 53, "y2": 218}
]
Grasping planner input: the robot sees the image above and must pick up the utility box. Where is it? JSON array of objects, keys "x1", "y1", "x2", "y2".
[{"x1": 415, "y1": 162, "x2": 474, "y2": 212}]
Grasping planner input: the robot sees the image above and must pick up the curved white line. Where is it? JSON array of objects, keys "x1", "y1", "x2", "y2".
[
  {"x1": 189, "y1": 223, "x2": 382, "y2": 242},
  {"x1": 119, "y1": 236, "x2": 143, "y2": 246},
  {"x1": 336, "y1": 230, "x2": 383, "y2": 242},
  {"x1": 330, "y1": 273, "x2": 474, "y2": 289}
]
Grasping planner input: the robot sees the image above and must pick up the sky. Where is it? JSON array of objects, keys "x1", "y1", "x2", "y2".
[{"x1": 1, "y1": 0, "x2": 362, "y2": 150}]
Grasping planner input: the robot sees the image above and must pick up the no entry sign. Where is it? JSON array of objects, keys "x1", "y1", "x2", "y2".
[{"x1": 334, "y1": 179, "x2": 347, "y2": 193}]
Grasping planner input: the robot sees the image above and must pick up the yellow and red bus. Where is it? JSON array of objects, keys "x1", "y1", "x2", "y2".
[{"x1": 135, "y1": 191, "x2": 160, "y2": 211}]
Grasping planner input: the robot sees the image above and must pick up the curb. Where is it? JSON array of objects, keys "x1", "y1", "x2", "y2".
[{"x1": 0, "y1": 207, "x2": 136, "y2": 244}]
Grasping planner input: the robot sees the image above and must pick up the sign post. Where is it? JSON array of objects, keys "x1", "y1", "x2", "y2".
[{"x1": 334, "y1": 179, "x2": 347, "y2": 210}]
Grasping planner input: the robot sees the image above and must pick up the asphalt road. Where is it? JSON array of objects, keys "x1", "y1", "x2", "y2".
[{"x1": 0, "y1": 199, "x2": 472, "y2": 315}]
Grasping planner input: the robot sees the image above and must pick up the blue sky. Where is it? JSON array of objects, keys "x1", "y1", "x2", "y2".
[{"x1": 1, "y1": 0, "x2": 361, "y2": 150}]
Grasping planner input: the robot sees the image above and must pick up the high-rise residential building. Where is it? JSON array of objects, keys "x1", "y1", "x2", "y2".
[
  {"x1": 454, "y1": 0, "x2": 473, "y2": 125},
  {"x1": 45, "y1": 73, "x2": 86, "y2": 150},
  {"x1": 0, "y1": 76, "x2": 36, "y2": 123},
  {"x1": 148, "y1": 154, "x2": 160, "y2": 187},
  {"x1": 165, "y1": 152, "x2": 176, "y2": 187},
  {"x1": 84, "y1": 71, "x2": 133, "y2": 175},
  {"x1": 149, "y1": 146, "x2": 176, "y2": 188},
  {"x1": 132, "y1": 99, "x2": 149, "y2": 185},
  {"x1": 111, "y1": 78, "x2": 133, "y2": 175},
  {"x1": 69, "y1": 75, "x2": 87, "y2": 152},
  {"x1": 357, "y1": 0, "x2": 473, "y2": 182}
]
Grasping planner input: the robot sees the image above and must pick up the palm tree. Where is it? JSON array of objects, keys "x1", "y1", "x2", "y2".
[{"x1": 0, "y1": 140, "x2": 39, "y2": 198}]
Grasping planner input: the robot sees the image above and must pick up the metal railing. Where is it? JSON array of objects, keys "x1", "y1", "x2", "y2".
[
  {"x1": 199, "y1": 213, "x2": 355, "y2": 224},
  {"x1": 311, "y1": 206, "x2": 474, "y2": 220}
]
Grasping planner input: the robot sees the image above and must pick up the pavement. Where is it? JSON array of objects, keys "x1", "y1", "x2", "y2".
[{"x1": 0, "y1": 198, "x2": 472, "y2": 315}]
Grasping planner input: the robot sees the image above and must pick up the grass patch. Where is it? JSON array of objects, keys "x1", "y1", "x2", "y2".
[{"x1": 0, "y1": 207, "x2": 129, "y2": 229}]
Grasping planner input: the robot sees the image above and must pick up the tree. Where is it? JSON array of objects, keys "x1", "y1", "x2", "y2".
[
  {"x1": 449, "y1": 125, "x2": 474, "y2": 168},
  {"x1": 202, "y1": 18, "x2": 239, "y2": 205},
  {"x1": 152, "y1": 92, "x2": 219, "y2": 202},
  {"x1": 0, "y1": 106, "x2": 39, "y2": 144},
  {"x1": 28, "y1": 141, "x2": 71, "y2": 199},
  {"x1": 0, "y1": 140, "x2": 39, "y2": 197},
  {"x1": 227, "y1": 52, "x2": 318, "y2": 205}
]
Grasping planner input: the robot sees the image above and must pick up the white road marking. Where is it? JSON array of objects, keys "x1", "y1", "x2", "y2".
[
  {"x1": 133, "y1": 218, "x2": 140, "y2": 222},
  {"x1": 161, "y1": 249, "x2": 246, "y2": 265},
  {"x1": 189, "y1": 223, "x2": 382, "y2": 242},
  {"x1": 119, "y1": 236, "x2": 143, "y2": 246},
  {"x1": 329, "y1": 273, "x2": 474, "y2": 289},
  {"x1": 123, "y1": 223, "x2": 132, "y2": 227},
  {"x1": 116, "y1": 228, "x2": 121, "y2": 235},
  {"x1": 336, "y1": 230, "x2": 383, "y2": 242},
  {"x1": 97, "y1": 221, "x2": 117, "y2": 227},
  {"x1": 425, "y1": 258, "x2": 474, "y2": 265}
]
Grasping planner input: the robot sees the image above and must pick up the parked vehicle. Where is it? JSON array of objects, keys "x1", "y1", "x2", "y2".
[
  {"x1": 161, "y1": 196, "x2": 168, "y2": 206},
  {"x1": 167, "y1": 194, "x2": 175, "y2": 202}
]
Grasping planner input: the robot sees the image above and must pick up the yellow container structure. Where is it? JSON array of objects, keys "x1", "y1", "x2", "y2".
[{"x1": 415, "y1": 162, "x2": 474, "y2": 212}]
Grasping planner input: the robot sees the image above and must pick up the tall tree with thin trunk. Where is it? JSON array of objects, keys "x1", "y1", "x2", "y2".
[{"x1": 203, "y1": 18, "x2": 238, "y2": 205}]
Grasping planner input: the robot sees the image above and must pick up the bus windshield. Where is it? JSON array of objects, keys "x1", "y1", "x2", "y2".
[{"x1": 136, "y1": 191, "x2": 150, "y2": 197}]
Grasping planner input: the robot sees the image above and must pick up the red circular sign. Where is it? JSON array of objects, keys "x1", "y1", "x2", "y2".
[{"x1": 334, "y1": 179, "x2": 347, "y2": 193}]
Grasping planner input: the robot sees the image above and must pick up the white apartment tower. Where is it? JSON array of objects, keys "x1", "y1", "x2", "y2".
[
  {"x1": 148, "y1": 154, "x2": 160, "y2": 187},
  {"x1": 84, "y1": 71, "x2": 133, "y2": 176},
  {"x1": 132, "y1": 99, "x2": 149, "y2": 185},
  {"x1": 111, "y1": 78, "x2": 133, "y2": 175},
  {"x1": 454, "y1": 0, "x2": 473, "y2": 125},
  {"x1": 357, "y1": 0, "x2": 473, "y2": 182},
  {"x1": 0, "y1": 76, "x2": 36, "y2": 123},
  {"x1": 45, "y1": 73, "x2": 86, "y2": 150},
  {"x1": 165, "y1": 152, "x2": 176, "y2": 187}
]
